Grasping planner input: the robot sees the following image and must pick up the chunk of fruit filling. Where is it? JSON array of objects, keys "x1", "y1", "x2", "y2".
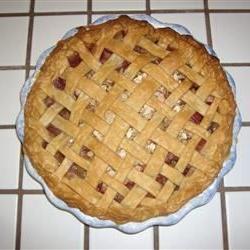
[
  {"x1": 124, "y1": 178, "x2": 135, "y2": 189},
  {"x1": 100, "y1": 48, "x2": 113, "y2": 64},
  {"x1": 106, "y1": 166, "x2": 116, "y2": 177},
  {"x1": 190, "y1": 83, "x2": 200, "y2": 93},
  {"x1": 183, "y1": 164, "x2": 195, "y2": 177},
  {"x1": 59, "y1": 108, "x2": 71, "y2": 120},
  {"x1": 85, "y1": 70, "x2": 95, "y2": 79},
  {"x1": 195, "y1": 138, "x2": 207, "y2": 152},
  {"x1": 190, "y1": 111, "x2": 204, "y2": 124},
  {"x1": 54, "y1": 151, "x2": 65, "y2": 164},
  {"x1": 159, "y1": 117, "x2": 171, "y2": 131},
  {"x1": 78, "y1": 119, "x2": 84, "y2": 127},
  {"x1": 66, "y1": 163, "x2": 87, "y2": 179},
  {"x1": 133, "y1": 45, "x2": 147, "y2": 54},
  {"x1": 79, "y1": 145, "x2": 95, "y2": 160},
  {"x1": 114, "y1": 193, "x2": 124, "y2": 203},
  {"x1": 101, "y1": 79, "x2": 114, "y2": 92},
  {"x1": 73, "y1": 89, "x2": 81, "y2": 100},
  {"x1": 53, "y1": 77, "x2": 66, "y2": 90},
  {"x1": 117, "y1": 148, "x2": 127, "y2": 159},
  {"x1": 96, "y1": 182, "x2": 107, "y2": 194},
  {"x1": 116, "y1": 60, "x2": 130, "y2": 73},
  {"x1": 104, "y1": 110, "x2": 116, "y2": 124},
  {"x1": 67, "y1": 52, "x2": 82, "y2": 68},
  {"x1": 154, "y1": 86, "x2": 171, "y2": 102},
  {"x1": 165, "y1": 152, "x2": 179, "y2": 167},
  {"x1": 139, "y1": 104, "x2": 155, "y2": 120},
  {"x1": 86, "y1": 98, "x2": 98, "y2": 112},
  {"x1": 172, "y1": 70, "x2": 185, "y2": 83},
  {"x1": 133, "y1": 71, "x2": 148, "y2": 84},
  {"x1": 207, "y1": 121, "x2": 219, "y2": 134},
  {"x1": 126, "y1": 127, "x2": 137, "y2": 140},
  {"x1": 151, "y1": 57, "x2": 162, "y2": 65},
  {"x1": 43, "y1": 96, "x2": 54, "y2": 107},
  {"x1": 205, "y1": 95, "x2": 215, "y2": 105},
  {"x1": 67, "y1": 137, "x2": 74, "y2": 146},
  {"x1": 145, "y1": 140, "x2": 157, "y2": 153},
  {"x1": 155, "y1": 173, "x2": 167, "y2": 185},
  {"x1": 46, "y1": 124, "x2": 61, "y2": 137},
  {"x1": 120, "y1": 89, "x2": 130, "y2": 101},
  {"x1": 92, "y1": 130, "x2": 103, "y2": 141},
  {"x1": 177, "y1": 129, "x2": 192, "y2": 144},
  {"x1": 41, "y1": 140, "x2": 48, "y2": 149},
  {"x1": 172, "y1": 100, "x2": 186, "y2": 112},
  {"x1": 146, "y1": 193, "x2": 156, "y2": 198},
  {"x1": 134, "y1": 163, "x2": 146, "y2": 172}
]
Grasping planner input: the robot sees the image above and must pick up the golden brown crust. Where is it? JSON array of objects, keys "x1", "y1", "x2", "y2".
[{"x1": 23, "y1": 15, "x2": 236, "y2": 223}]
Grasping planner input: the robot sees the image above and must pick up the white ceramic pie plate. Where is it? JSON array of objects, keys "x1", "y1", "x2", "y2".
[{"x1": 16, "y1": 15, "x2": 242, "y2": 234}]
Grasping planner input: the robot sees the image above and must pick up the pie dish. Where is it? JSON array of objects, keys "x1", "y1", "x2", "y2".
[{"x1": 22, "y1": 15, "x2": 237, "y2": 224}]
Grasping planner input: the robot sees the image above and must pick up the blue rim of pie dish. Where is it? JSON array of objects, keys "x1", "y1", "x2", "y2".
[{"x1": 16, "y1": 14, "x2": 242, "y2": 234}]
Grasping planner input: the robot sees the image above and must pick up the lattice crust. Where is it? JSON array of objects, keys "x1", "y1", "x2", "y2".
[{"x1": 24, "y1": 16, "x2": 236, "y2": 223}]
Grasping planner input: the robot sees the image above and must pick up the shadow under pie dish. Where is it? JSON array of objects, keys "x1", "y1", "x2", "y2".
[{"x1": 21, "y1": 15, "x2": 238, "y2": 225}]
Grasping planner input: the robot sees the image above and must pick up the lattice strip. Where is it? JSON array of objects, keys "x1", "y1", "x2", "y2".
[
  {"x1": 161, "y1": 164, "x2": 183, "y2": 186},
  {"x1": 126, "y1": 76, "x2": 158, "y2": 111},
  {"x1": 138, "y1": 37, "x2": 169, "y2": 59},
  {"x1": 111, "y1": 100, "x2": 147, "y2": 131},
  {"x1": 120, "y1": 139, "x2": 150, "y2": 164},
  {"x1": 103, "y1": 116, "x2": 129, "y2": 152},
  {"x1": 92, "y1": 54, "x2": 123, "y2": 84},
  {"x1": 77, "y1": 77, "x2": 106, "y2": 102}
]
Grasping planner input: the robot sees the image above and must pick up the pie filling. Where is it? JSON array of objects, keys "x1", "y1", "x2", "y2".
[{"x1": 24, "y1": 15, "x2": 236, "y2": 224}]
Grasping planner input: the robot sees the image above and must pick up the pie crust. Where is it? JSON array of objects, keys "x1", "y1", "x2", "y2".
[{"x1": 23, "y1": 15, "x2": 236, "y2": 224}]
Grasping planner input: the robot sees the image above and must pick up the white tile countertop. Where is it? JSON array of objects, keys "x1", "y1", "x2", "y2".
[{"x1": 0, "y1": 0, "x2": 250, "y2": 249}]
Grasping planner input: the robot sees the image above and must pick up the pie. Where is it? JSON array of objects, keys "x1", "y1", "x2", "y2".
[{"x1": 23, "y1": 15, "x2": 236, "y2": 224}]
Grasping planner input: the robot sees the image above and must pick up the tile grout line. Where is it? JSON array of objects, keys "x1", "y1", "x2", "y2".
[
  {"x1": 17, "y1": 62, "x2": 250, "y2": 69},
  {"x1": 1, "y1": 63, "x2": 250, "y2": 71},
  {"x1": 0, "y1": 65, "x2": 28, "y2": 70},
  {"x1": 0, "y1": 65, "x2": 35, "y2": 71},
  {"x1": 153, "y1": 226, "x2": 159, "y2": 250},
  {"x1": 2, "y1": 186, "x2": 250, "y2": 195},
  {"x1": 224, "y1": 186, "x2": 250, "y2": 192},
  {"x1": 204, "y1": 1, "x2": 229, "y2": 249},
  {"x1": 145, "y1": 0, "x2": 151, "y2": 16},
  {"x1": 24, "y1": 0, "x2": 35, "y2": 79},
  {"x1": 0, "y1": 120, "x2": 245, "y2": 129},
  {"x1": 146, "y1": 0, "x2": 161, "y2": 243},
  {"x1": 0, "y1": 189, "x2": 44, "y2": 195},
  {"x1": 210, "y1": 9, "x2": 250, "y2": 13},
  {"x1": 222, "y1": 63, "x2": 250, "y2": 67},
  {"x1": 84, "y1": 2, "x2": 91, "y2": 250},
  {"x1": 87, "y1": 0, "x2": 92, "y2": 25},
  {"x1": 84, "y1": 226, "x2": 90, "y2": 250},
  {"x1": 0, "y1": 124, "x2": 16, "y2": 129},
  {"x1": 204, "y1": 0, "x2": 213, "y2": 47},
  {"x1": 145, "y1": 1, "x2": 160, "y2": 248},
  {"x1": 15, "y1": 1, "x2": 35, "y2": 249},
  {"x1": 220, "y1": 180, "x2": 230, "y2": 250},
  {"x1": 2, "y1": 9, "x2": 250, "y2": 17},
  {"x1": 242, "y1": 122, "x2": 250, "y2": 126}
]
